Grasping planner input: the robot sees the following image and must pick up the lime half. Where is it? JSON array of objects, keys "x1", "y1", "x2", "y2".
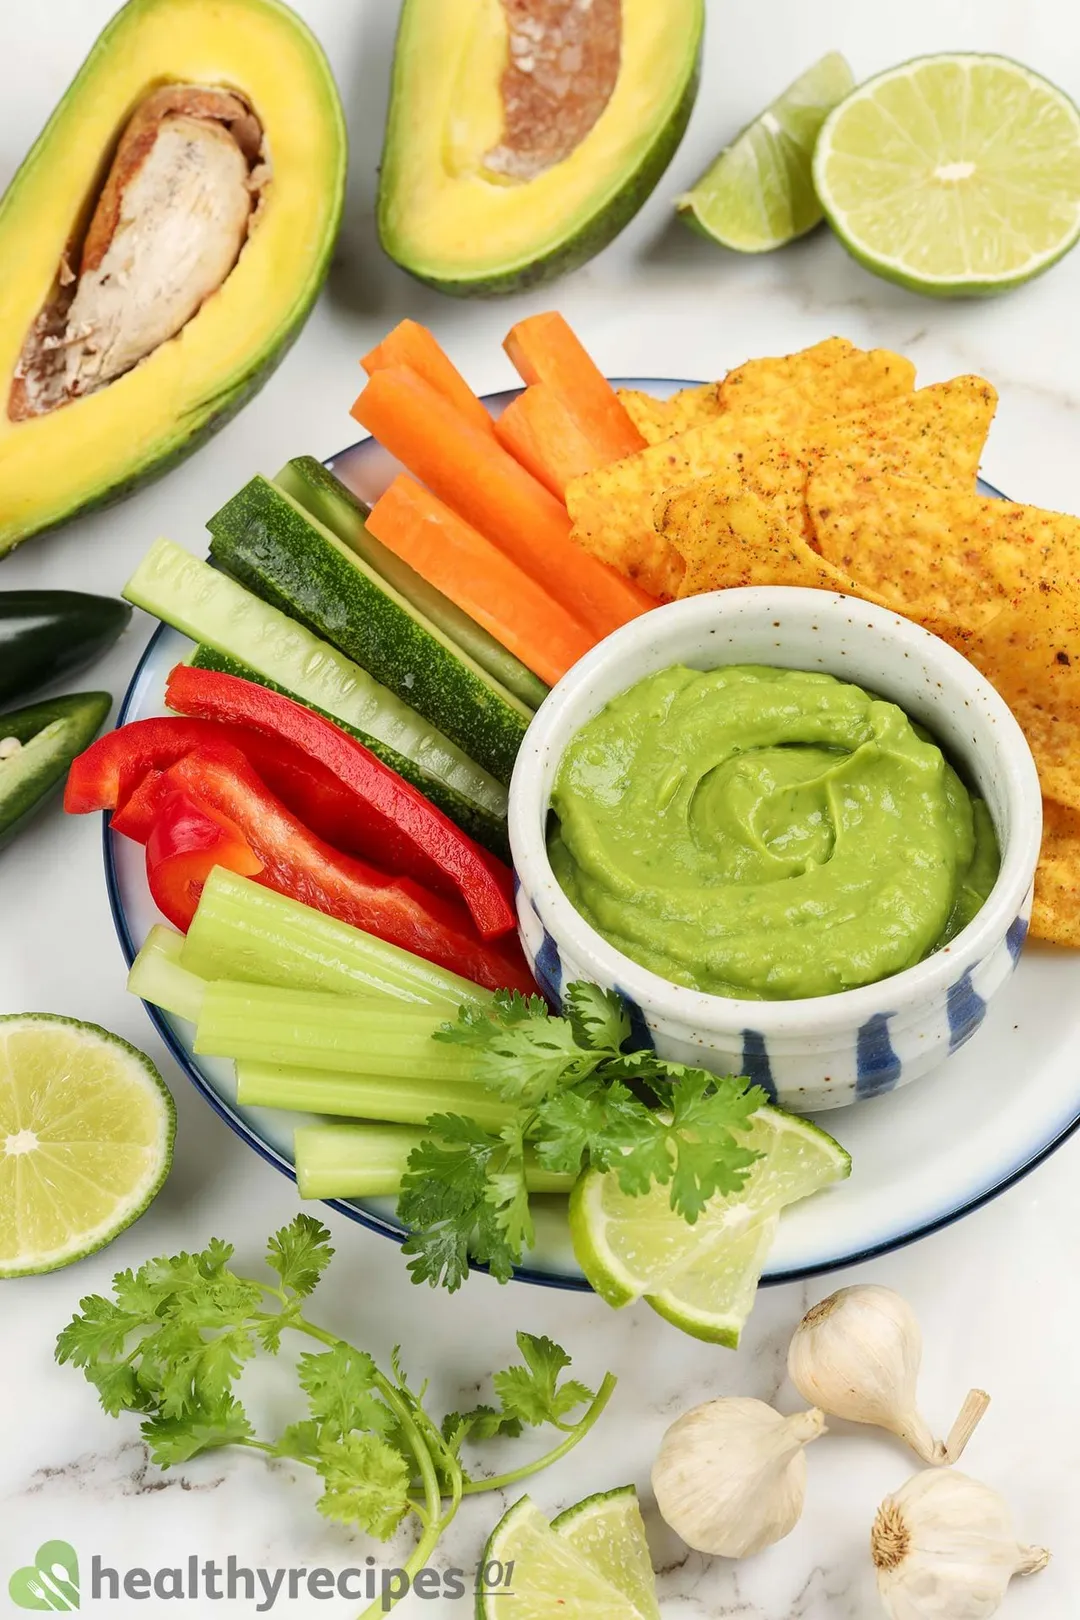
[
  {"x1": 479, "y1": 1495, "x2": 653, "y2": 1620},
  {"x1": 569, "y1": 1108, "x2": 850, "y2": 1342},
  {"x1": 0, "y1": 1015, "x2": 175, "y2": 1277},
  {"x1": 552, "y1": 1486, "x2": 660, "y2": 1620},
  {"x1": 814, "y1": 53, "x2": 1080, "y2": 296},
  {"x1": 678, "y1": 52, "x2": 855, "y2": 251}
]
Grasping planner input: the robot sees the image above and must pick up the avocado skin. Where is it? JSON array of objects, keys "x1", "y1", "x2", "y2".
[{"x1": 377, "y1": 11, "x2": 703, "y2": 298}]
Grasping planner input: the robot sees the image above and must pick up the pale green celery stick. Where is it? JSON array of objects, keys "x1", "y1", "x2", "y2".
[
  {"x1": 237, "y1": 1062, "x2": 515, "y2": 1130},
  {"x1": 181, "y1": 869, "x2": 490, "y2": 1009},
  {"x1": 195, "y1": 982, "x2": 479, "y2": 1080},
  {"x1": 127, "y1": 926, "x2": 207, "y2": 1024},
  {"x1": 295, "y1": 1123, "x2": 574, "y2": 1200}
]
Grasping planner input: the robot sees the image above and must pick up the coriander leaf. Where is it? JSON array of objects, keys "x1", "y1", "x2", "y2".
[
  {"x1": 315, "y1": 1432, "x2": 412, "y2": 1539},
  {"x1": 441, "y1": 1404, "x2": 521, "y2": 1455},
  {"x1": 266, "y1": 1215, "x2": 334, "y2": 1298},
  {"x1": 398, "y1": 1116, "x2": 519, "y2": 1290},
  {"x1": 563, "y1": 982, "x2": 631, "y2": 1054},
  {"x1": 492, "y1": 1334, "x2": 596, "y2": 1429},
  {"x1": 56, "y1": 1294, "x2": 144, "y2": 1368},
  {"x1": 532, "y1": 1079, "x2": 649, "y2": 1176},
  {"x1": 484, "y1": 1122, "x2": 533, "y2": 1256},
  {"x1": 433, "y1": 989, "x2": 549, "y2": 1047},
  {"x1": 434, "y1": 990, "x2": 590, "y2": 1105},
  {"x1": 141, "y1": 1395, "x2": 253, "y2": 1466},
  {"x1": 297, "y1": 1345, "x2": 394, "y2": 1437},
  {"x1": 82, "y1": 1360, "x2": 152, "y2": 1418},
  {"x1": 273, "y1": 1419, "x2": 321, "y2": 1464}
]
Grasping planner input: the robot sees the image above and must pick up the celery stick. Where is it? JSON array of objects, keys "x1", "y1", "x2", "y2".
[
  {"x1": 127, "y1": 926, "x2": 207, "y2": 1024},
  {"x1": 237, "y1": 1062, "x2": 515, "y2": 1131},
  {"x1": 295, "y1": 1124, "x2": 574, "y2": 1201},
  {"x1": 195, "y1": 982, "x2": 479, "y2": 1079},
  {"x1": 182, "y1": 869, "x2": 490, "y2": 1009}
]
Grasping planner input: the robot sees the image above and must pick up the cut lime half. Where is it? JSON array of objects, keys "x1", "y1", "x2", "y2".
[
  {"x1": 553, "y1": 1485, "x2": 660, "y2": 1620},
  {"x1": 0, "y1": 1015, "x2": 175, "y2": 1277},
  {"x1": 569, "y1": 1108, "x2": 850, "y2": 1341},
  {"x1": 814, "y1": 53, "x2": 1080, "y2": 296},
  {"x1": 479, "y1": 1493, "x2": 657, "y2": 1620},
  {"x1": 678, "y1": 52, "x2": 855, "y2": 251}
]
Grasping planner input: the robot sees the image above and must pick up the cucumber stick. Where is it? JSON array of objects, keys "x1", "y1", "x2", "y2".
[
  {"x1": 278, "y1": 458, "x2": 549, "y2": 712},
  {"x1": 182, "y1": 869, "x2": 490, "y2": 1009},
  {"x1": 123, "y1": 539, "x2": 509, "y2": 857},
  {"x1": 294, "y1": 1123, "x2": 572, "y2": 1201},
  {"x1": 207, "y1": 475, "x2": 529, "y2": 784},
  {"x1": 237, "y1": 1062, "x2": 515, "y2": 1131}
]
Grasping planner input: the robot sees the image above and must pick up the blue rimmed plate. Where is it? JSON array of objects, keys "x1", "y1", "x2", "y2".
[{"x1": 107, "y1": 379, "x2": 1080, "y2": 1289}]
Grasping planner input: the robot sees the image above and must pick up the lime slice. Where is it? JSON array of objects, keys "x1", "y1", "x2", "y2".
[
  {"x1": 553, "y1": 1486, "x2": 660, "y2": 1620},
  {"x1": 813, "y1": 54, "x2": 1080, "y2": 296},
  {"x1": 677, "y1": 52, "x2": 855, "y2": 251},
  {"x1": 0, "y1": 1015, "x2": 175, "y2": 1277},
  {"x1": 569, "y1": 1109, "x2": 850, "y2": 1337},
  {"x1": 479, "y1": 1496, "x2": 649, "y2": 1620}
]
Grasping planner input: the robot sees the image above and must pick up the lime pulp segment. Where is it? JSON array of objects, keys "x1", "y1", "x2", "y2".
[
  {"x1": 678, "y1": 51, "x2": 855, "y2": 250},
  {"x1": 813, "y1": 53, "x2": 1080, "y2": 294},
  {"x1": 0, "y1": 1015, "x2": 174, "y2": 1277},
  {"x1": 479, "y1": 1494, "x2": 658, "y2": 1620},
  {"x1": 552, "y1": 1486, "x2": 661, "y2": 1620}
]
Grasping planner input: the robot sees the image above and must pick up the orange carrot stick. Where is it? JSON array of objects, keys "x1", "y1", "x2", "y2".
[
  {"x1": 367, "y1": 476, "x2": 596, "y2": 687},
  {"x1": 494, "y1": 384, "x2": 610, "y2": 500},
  {"x1": 362, "y1": 320, "x2": 495, "y2": 438},
  {"x1": 503, "y1": 312, "x2": 647, "y2": 462},
  {"x1": 351, "y1": 366, "x2": 656, "y2": 638}
]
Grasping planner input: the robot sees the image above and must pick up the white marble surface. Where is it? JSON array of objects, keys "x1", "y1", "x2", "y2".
[{"x1": 3, "y1": 1, "x2": 1080, "y2": 1614}]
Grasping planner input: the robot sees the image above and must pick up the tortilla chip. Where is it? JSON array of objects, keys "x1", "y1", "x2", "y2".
[
  {"x1": 808, "y1": 472, "x2": 1018, "y2": 630},
  {"x1": 1032, "y1": 800, "x2": 1080, "y2": 946},
  {"x1": 657, "y1": 476, "x2": 896, "y2": 607},
  {"x1": 617, "y1": 384, "x2": 723, "y2": 444},
  {"x1": 566, "y1": 376, "x2": 997, "y2": 601},
  {"x1": 717, "y1": 337, "x2": 916, "y2": 432}
]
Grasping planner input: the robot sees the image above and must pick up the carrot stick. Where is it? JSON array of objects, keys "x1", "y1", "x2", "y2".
[
  {"x1": 362, "y1": 320, "x2": 495, "y2": 438},
  {"x1": 503, "y1": 312, "x2": 647, "y2": 462},
  {"x1": 494, "y1": 384, "x2": 610, "y2": 500},
  {"x1": 367, "y1": 476, "x2": 596, "y2": 687},
  {"x1": 351, "y1": 366, "x2": 656, "y2": 638}
]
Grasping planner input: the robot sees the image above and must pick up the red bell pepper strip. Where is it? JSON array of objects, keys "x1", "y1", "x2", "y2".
[
  {"x1": 164, "y1": 664, "x2": 516, "y2": 938},
  {"x1": 65, "y1": 714, "x2": 499, "y2": 914},
  {"x1": 146, "y1": 790, "x2": 264, "y2": 931},
  {"x1": 156, "y1": 743, "x2": 532, "y2": 993}
]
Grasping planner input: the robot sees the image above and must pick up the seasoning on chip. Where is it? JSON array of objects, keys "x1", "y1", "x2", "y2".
[
  {"x1": 1032, "y1": 800, "x2": 1080, "y2": 946},
  {"x1": 616, "y1": 383, "x2": 723, "y2": 444},
  {"x1": 716, "y1": 336, "x2": 916, "y2": 432}
]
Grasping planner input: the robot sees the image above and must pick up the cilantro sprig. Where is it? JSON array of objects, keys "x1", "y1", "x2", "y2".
[
  {"x1": 56, "y1": 1216, "x2": 615, "y2": 1620},
  {"x1": 398, "y1": 983, "x2": 766, "y2": 1290}
]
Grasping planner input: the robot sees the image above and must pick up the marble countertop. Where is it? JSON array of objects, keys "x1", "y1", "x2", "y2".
[{"x1": 3, "y1": 1, "x2": 1079, "y2": 1613}]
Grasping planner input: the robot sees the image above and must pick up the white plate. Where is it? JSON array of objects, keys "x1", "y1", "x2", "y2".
[{"x1": 107, "y1": 380, "x2": 1080, "y2": 1290}]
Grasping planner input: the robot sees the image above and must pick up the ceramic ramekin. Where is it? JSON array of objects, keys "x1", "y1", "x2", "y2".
[{"x1": 508, "y1": 588, "x2": 1042, "y2": 1112}]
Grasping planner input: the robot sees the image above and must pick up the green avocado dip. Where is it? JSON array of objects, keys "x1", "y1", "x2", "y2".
[{"x1": 548, "y1": 665, "x2": 1000, "y2": 1001}]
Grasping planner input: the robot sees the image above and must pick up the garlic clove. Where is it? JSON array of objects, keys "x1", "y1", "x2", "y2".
[
  {"x1": 788, "y1": 1284, "x2": 989, "y2": 1465},
  {"x1": 872, "y1": 1469, "x2": 1048, "y2": 1619},
  {"x1": 651, "y1": 1396, "x2": 825, "y2": 1560}
]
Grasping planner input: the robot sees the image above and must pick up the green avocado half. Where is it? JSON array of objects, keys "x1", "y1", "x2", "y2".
[
  {"x1": 0, "y1": 0, "x2": 346, "y2": 557},
  {"x1": 378, "y1": 0, "x2": 704, "y2": 296}
]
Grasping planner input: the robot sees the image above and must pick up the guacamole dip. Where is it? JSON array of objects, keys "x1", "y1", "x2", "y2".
[{"x1": 548, "y1": 665, "x2": 1000, "y2": 1000}]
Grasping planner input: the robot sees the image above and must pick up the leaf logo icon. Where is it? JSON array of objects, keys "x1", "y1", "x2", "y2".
[{"x1": 8, "y1": 1541, "x2": 80, "y2": 1610}]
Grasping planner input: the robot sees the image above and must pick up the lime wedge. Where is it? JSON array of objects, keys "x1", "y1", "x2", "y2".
[
  {"x1": 569, "y1": 1109, "x2": 850, "y2": 1340},
  {"x1": 479, "y1": 1496, "x2": 651, "y2": 1620},
  {"x1": 553, "y1": 1486, "x2": 660, "y2": 1620},
  {"x1": 678, "y1": 52, "x2": 855, "y2": 251},
  {"x1": 813, "y1": 53, "x2": 1080, "y2": 295},
  {"x1": 0, "y1": 1015, "x2": 175, "y2": 1277}
]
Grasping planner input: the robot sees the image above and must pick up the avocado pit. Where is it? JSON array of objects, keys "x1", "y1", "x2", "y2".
[
  {"x1": 10, "y1": 84, "x2": 269, "y2": 420},
  {"x1": 484, "y1": 0, "x2": 622, "y2": 182}
]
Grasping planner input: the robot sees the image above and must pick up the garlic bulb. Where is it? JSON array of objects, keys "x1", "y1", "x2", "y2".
[
  {"x1": 788, "y1": 1285, "x2": 989, "y2": 1465},
  {"x1": 651, "y1": 1396, "x2": 825, "y2": 1558},
  {"x1": 872, "y1": 1469, "x2": 1049, "y2": 1619}
]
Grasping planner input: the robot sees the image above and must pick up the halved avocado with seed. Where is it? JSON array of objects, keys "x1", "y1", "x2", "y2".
[
  {"x1": 378, "y1": 0, "x2": 705, "y2": 296},
  {"x1": 0, "y1": 0, "x2": 346, "y2": 557}
]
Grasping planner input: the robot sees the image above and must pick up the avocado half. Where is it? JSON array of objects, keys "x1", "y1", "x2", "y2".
[
  {"x1": 0, "y1": 0, "x2": 346, "y2": 557},
  {"x1": 378, "y1": 0, "x2": 704, "y2": 296}
]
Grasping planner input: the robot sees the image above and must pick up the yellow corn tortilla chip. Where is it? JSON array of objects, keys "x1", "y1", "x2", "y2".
[
  {"x1": 568, "y1": 376, "x2": 997, "y2": 601},
  {"x1": 717, "y1": 337, "x2": 916, "y2": 433},
  {"x1": 1032, "y1": 800, "x2": 1080, "y2": 947},
  {"x1": 657, "y1": 476, "x2": 896, "y2": 607},
  {"x1": 616, "y1": 384, "x2": 723, "y2": 445}
]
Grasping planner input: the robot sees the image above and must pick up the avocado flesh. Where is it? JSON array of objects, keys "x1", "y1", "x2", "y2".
[
  {"x1": 378, "y1": 0, "x2": 704, "y2": 296},
  {"x1": 0, "y1": 0, "x2": 346, "y2": 557}
]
